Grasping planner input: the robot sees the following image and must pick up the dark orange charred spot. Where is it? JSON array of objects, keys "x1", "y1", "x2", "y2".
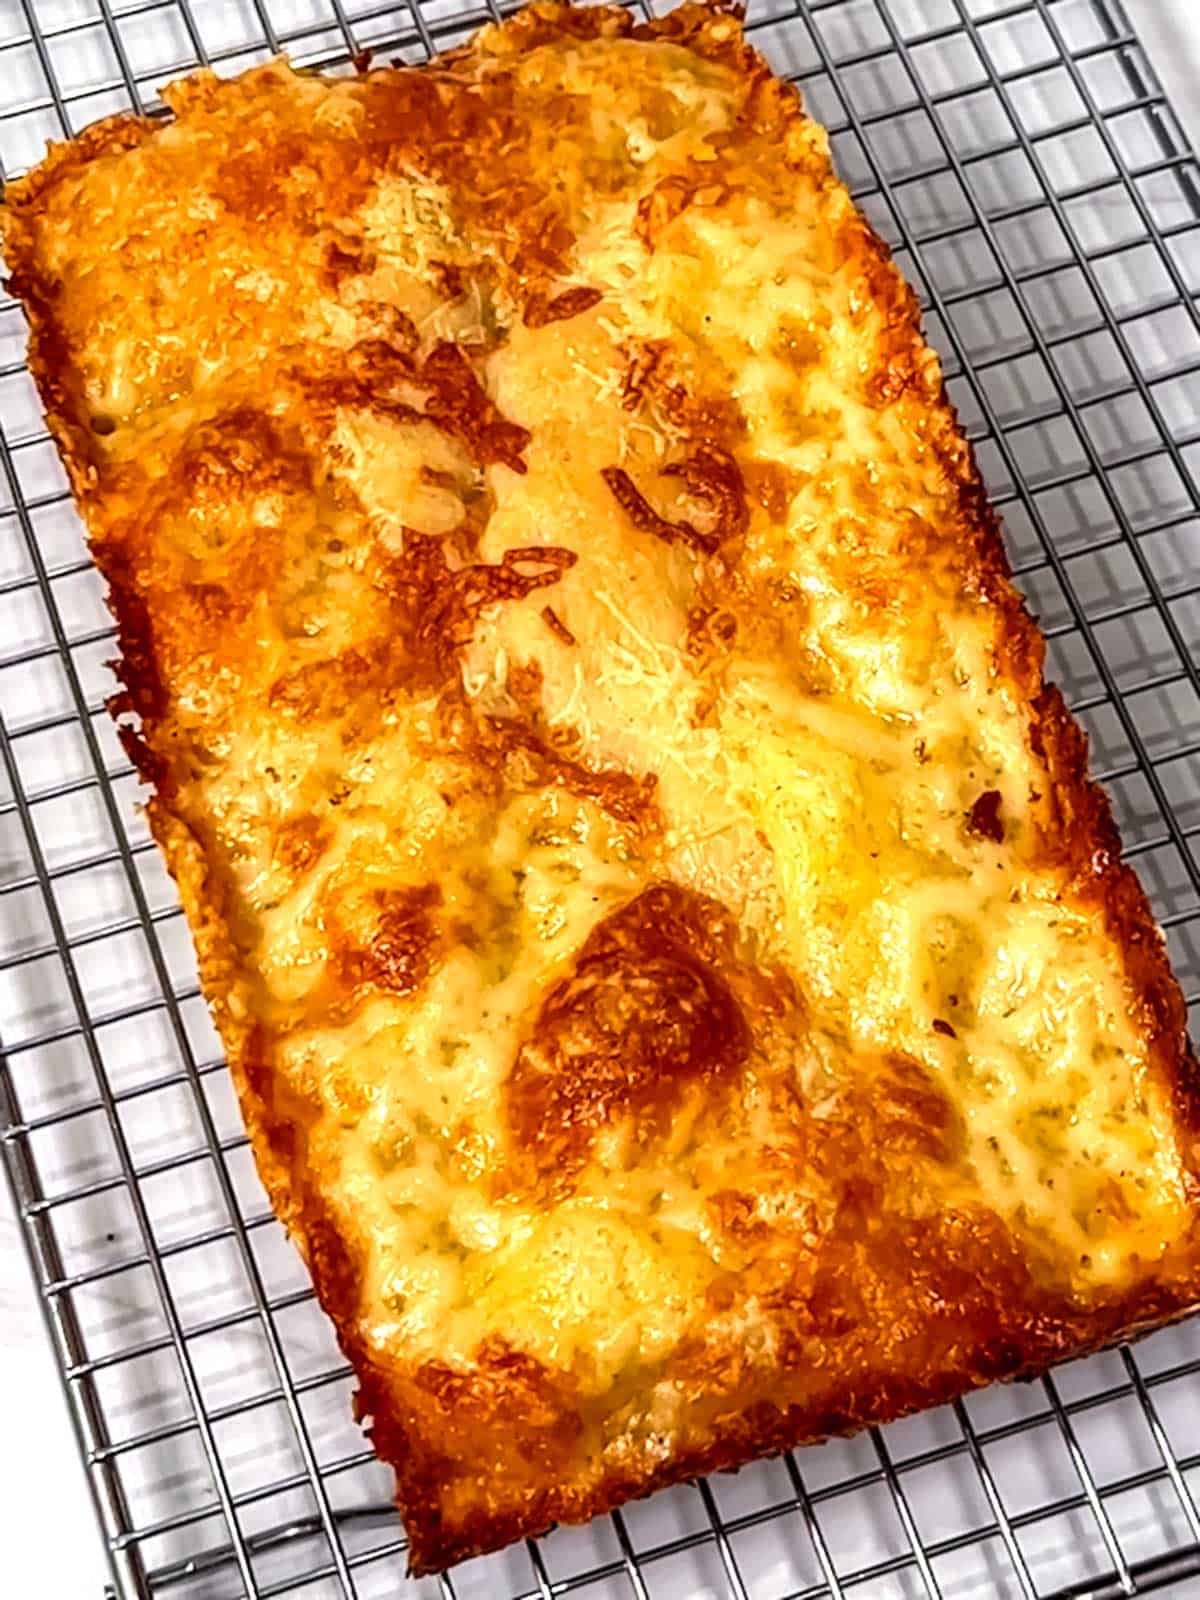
[
  {"x1": 602, "y1": 464, "x2": 709, "y2": 551},
  {"x1": 269, "y1": 649, "x2": 374, "y2": 720},
  {"x1": 966, "y1": 789, "x2": 1004, "y2": 844},
  {"x1": 276, "y1": 814, "x2": 332, "y2": 877},
  {"x1": 505, "y1": 658, "x2": 546, "y2": 716},
  {"x1": 167, "y1": 406, "x2": 313, "y2": 518},
  {"x1": 323, "y1": 237, "x2": 373, "y2": 287},
  {"x1": 744, "y1": 458, "x2": 802, "y2": 522},
  {"x1": 103, "y1": 406, "x2": 313, "y2": 729},
  {"x1": 874, "y1": 1053, "x2": 966, "y2": 1165},
  {"x1": 602, "y1": 446, "x2": 747, "y2": 559},
  {"x1": 620, "y1": 339, "x2": 668, "y2": 411},
  {"x1": 483, "y1": 715, "x2": 659, "y2": 837},
  {"x1": 311, "y1": 338, "x2": 530, "y2": 474},
  {"x1": 405, "y1": 1336, "x2": 584, "y2": 1494},
  {"x1": 431, "y1": 259, "x2": 467, "y2": 301},
  {"x1": 634, "y1": 170, "x2": 729, "y2": 252},
  {"x1": 523, "y1": 284, "x2": 602, "y2": 329},
  {"x1": 336, "y1": 883, "x2": 442, "y2": 998},
  {"x1": 421, "y1": 341, "x2": 531, "y2": 474},
  {"x1": 540, "y1": 604, "x2": 575, "y2": 646},
  {"x1": 505, "y1": 884, "x2": 751, "y2": 1195},
  {"x1": 662, "y1": 445, "x2": 749, "y2": 547},
  {"x1": 774, "y1": 318, "x2": 825, "y2": 376},
  {"x1": 384, "y1": 536, "x2": 577, "y2": 691}
]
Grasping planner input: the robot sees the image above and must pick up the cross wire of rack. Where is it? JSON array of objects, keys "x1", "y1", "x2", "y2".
[{"x1": 0, "y1": 0, "x2": 1198, "y2": 1596}]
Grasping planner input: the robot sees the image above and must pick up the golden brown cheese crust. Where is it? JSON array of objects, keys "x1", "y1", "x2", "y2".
[{"x1": 5, "y1": 1, "x2": 1200, "y2": 1572}]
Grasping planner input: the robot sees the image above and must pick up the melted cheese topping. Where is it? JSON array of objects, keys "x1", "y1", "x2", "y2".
[{"x1": 5, "y1": 4, "x2": 1192, "y2": 1425}]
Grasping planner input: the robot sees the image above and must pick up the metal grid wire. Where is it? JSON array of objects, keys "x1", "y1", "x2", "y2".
[{"x1": 0, "y1": 0, "x2": 1198, "y2": 1595}]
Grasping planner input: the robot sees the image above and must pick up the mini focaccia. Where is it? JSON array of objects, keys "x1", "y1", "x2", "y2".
[{"x1": 4, "y1": 0, "x2": 1197, "y2": 1573}]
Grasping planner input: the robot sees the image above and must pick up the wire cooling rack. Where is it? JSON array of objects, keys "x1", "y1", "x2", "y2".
[{"x1": 1, "y1": 0, "x2": 1199, "y2": 1596}]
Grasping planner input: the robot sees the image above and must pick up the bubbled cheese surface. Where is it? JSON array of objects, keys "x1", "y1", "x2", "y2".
[{"x1": 5, "y1": 0, "x2": 1196, "y2": 1568}]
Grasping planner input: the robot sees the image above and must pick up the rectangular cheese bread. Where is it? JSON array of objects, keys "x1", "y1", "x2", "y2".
[{"x1": 4, "y1": 0, "x2": 1198, "y2": 1572}]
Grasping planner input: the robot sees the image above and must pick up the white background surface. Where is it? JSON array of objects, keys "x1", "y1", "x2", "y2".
[
  {"x1": 1127, "y1": 0, "x2": 1200, "y2": 147},
  {"x1": 1, "y1": 1, "x2": 1199, "y2": 1596}
]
